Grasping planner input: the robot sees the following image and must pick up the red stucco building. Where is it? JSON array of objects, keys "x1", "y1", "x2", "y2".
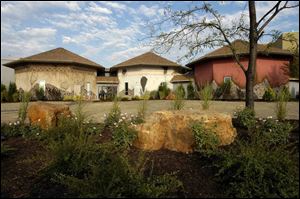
[{"x1": 187, "y1": 40, "x2": 293, "y2": 91}]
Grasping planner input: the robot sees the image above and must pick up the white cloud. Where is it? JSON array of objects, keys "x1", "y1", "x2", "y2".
[
  {"x1": 1, "y1": 27, "x2": 57, "y2": 58},
  {"x1": 138, "y1": 5, "x2": 162, "y2": 17},
  {"x1": 100, "y1": 1, "x2": 127, "y2": 10},
  {"x1": 87, "y1": 2, "x2": 112, "y2": 14}
]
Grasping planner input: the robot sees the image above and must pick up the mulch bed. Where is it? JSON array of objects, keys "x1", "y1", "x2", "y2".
[{"x1": 1, "y1": 120, "x2": 299, "y2": 198}]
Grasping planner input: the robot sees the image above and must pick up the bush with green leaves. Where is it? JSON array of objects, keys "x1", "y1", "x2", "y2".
[
  {"x1": 187, "y1": 82, "x2": 195, "y2": 99},
  {"x1": 199, "y1": 83, "x2": 213, "y2": 110},
  {"x1": 36, "y1": 87, "x2": 45, "y2": 100},
  {"x1": 112, "y1": 121, "x2": 137, "y2": 149},
  {"x1": 262, "y1": 86, "x2": 276, "y2": 101},
  {"x1": 42, "y1": 104, "x2": 182, "y2": 198},
  {"x1": 216, "y1": 127, "x2": 298, "y2": 198},
  {"x1": 257, "y1": 117, "x2": 293, "y2": 145},
  {"x1": 171, "y1": 85, "x2": 185, "y2": 110},
  {"x1": 275, "y1": 87, "x2": 289, "y2": 121},
  {"x1": 53, "y1": 143, "x2": 182, "y2": 198},
  {"x1": 158, "y1": 82, "x2": 170, "y2": 99},
  {"x1": 234, "y1": 107, "x2": 256, "y2": 129},
  {"x1": 7, "y1": 82, "x2": 17, "y2": 102},
  {"x1": 18, "y1": 92, "x2": 31, "y2": 124},
  {"x1": 191, "y1": 121, "x2": 220, "y2": 157},
  {"x1": 1, "y1": 121, "x2": 43, "y2": 138},
  {"x1": 104, "y1": 98, "x2": 121, "y2": 128},
  {"x1": 149, "y1": 90, "x2": 159, "y2": 100}
]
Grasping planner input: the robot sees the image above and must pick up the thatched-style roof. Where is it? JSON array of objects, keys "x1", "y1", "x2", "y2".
[
  {"x1": 4, "y1": 47, "x2": 104, "y2": 69},
  {"x1": 187, "y1": 40, "x2": 293, "y2": 67},
  {"x1": 96, "y1": 76, "x2": 119, "y2": 84},
  {"x1": 111, "y1": 51, "x2": 182, "y2": 70},
  {"x1": 170, "y1": 74, "x2": 194, "y2": 83}
]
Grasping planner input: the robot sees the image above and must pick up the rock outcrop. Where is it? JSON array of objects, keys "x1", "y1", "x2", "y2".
[
  {"x1": 27, "y1": 102, "x2": 72, "y2": 129},
  {"x1": 133, "y1": 111, "x2": 237, "y2": 153}
]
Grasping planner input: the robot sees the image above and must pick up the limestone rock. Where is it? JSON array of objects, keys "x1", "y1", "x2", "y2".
[
  {"x1": 254, "y1": 79, "x2": 270, "y2": 99},
  {"x1": 27, "y1": 102, "x2": 72, "y2": 129},
  {"x1": 133, "y1": 111, "x2": 237, "y2": 153}
]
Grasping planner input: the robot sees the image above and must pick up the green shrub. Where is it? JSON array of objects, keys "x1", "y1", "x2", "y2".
[
  {"x1": 54, "y1": 145, "x2": 182, "y2": 198},
  {"x1": 187, "y1": 82, "x2": 195, "y2": 99},
  {"x1": 121, "y1": 96, "x2": 130, "y2": 101},
  {"x1": 263, "y1": 87, "x2": 276, "y2": 101},
  {"x1": 1, "y1": 90, "x2": 8, "y2": 102},
  {"x1": 199, "y1": 83, "x2": 213, "y2": 110},
  {"x1": 258, "y1": 117, "x2": 293, "y2": 145},
  {"x1": 12, "y1": 92, "x2": 19, "y2": 102},
  {"x1": 171, "y1": 86, "x2": 185, "y2": 110},
  {"x1": 149, "y1": 90, "x2": 158, "y2": 100},
  {"x1": 132, "y1": 95, "x2": 140, "y2": 100},
  {"x1": 1, "y1": 84, "x2": 6, "y2": 92},
  {"x1": 63, "y1": 95, "x2": 74, "y2": 101},
  {"x1": 234, "y1": 107, "x2": 255, "y2": 129},
  {"x1": 158, "y1": 82, "x2": 170, "y2": 99},
  {"x1": 112, "y1": 122, "x2": 137, "y2": 149},
  {"x1": 191, "y1": 121, "x2": 220, "y2": 157},
  {"x1": 7, "y1": 82, "x2": 17, "y2": 102},
  {"x1": 222, "y1": 80, "x2": 231, "y2": 95},
  {"x1": 216, "y1": 138, "x2": 298, "y2": 198},
  {"x1": 275, "y1": 87, "x2": 289, "y2": 121},
  {"x1": 36, "y1": 87, "x2": 45, "y2": 100},
  {"x1": 43, "y1": 106, "x2": 182, "y2": 198},
  {"x1": 104, "y1": 98, "x2": 121, "y2": 128},
  {"x1": 18, "y1": 92, "x2": 31, "y2": 124},
  {"x1": 137, "y1": 98, "x2": 147, "y2": 121}
]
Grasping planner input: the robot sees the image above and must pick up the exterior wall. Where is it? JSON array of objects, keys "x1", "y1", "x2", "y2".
[
  {"x1": 117, "y1": 66, "x2": 181, "y2": 97},
  {"x1": 15, "y1": 64, "x2": 97, "y2": 98},
  {"x1": 194, "y1": 56, "x2": 290, "y2": 88},
  {"x1": 1, "y1": 59, "x2": 16, "y2": 87},
  {"x1": 194, "y1": 61, "x2": 213, "y2": 87}
]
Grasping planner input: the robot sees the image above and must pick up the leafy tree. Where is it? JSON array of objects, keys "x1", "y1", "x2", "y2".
[{"x1": 149, "y1": 1, "x2": 299, "y2": 110}]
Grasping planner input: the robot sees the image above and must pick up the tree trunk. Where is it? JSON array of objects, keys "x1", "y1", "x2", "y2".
[{"x1": 246, "y1": 1, "x2": 258, "y2": 110}]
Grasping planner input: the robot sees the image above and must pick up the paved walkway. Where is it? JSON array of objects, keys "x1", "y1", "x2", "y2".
[{"x1": 1, "y1": 100, "x2": 299, "y2": 123}]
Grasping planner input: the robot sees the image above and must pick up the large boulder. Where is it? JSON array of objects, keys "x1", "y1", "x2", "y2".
[
  {"x1": 27, "y1": 102, "x2": 72, "y2": 129},
  {"x1": 133, "y1": 111, "x2": 237, "y2": 153}
]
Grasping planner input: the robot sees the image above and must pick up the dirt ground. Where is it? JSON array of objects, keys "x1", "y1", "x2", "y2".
[{"x1": 1, "y1": 100, "x2": 299, "y2": 124}]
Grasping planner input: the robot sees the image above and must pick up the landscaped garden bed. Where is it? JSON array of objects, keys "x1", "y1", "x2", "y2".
[{"x1": 1, "y1": 99, "x2": 299, "y2": 198}]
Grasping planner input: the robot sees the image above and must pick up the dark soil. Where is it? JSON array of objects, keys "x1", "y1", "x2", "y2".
[
  {"x1": 1, "y1": 137, "x2": 50, "y2": 198},
  {"x1": 1, "y1": 121, "x2": 299, "y2": 198}
]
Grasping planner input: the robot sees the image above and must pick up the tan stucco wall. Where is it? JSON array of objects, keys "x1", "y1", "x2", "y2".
[{"x1": 15, "y1": 64, "x2": 97, "y2": 98}]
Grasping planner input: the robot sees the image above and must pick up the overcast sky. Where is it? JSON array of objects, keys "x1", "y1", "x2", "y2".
[{"x1": 1, "y1": 1, "x2": 299, "y2": 67}]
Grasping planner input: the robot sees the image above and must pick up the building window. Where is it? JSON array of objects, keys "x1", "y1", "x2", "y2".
[
  {"x1": 224, "y1": 76, "x2": 232, "y2": 83},
  {"x1": 125, "y1": 82, "x2": 128, "y2": 95},
  {"x1": 163, "y1": 66, "x2": 168, "y2": 74}
]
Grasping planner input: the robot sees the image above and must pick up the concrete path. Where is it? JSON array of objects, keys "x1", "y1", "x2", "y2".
[{"x1": 1, "y1": 100, "x2": 299, "y2": 124}]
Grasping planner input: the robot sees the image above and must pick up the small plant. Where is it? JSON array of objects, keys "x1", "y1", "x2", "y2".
[
  {"x1": 199, "y1": 83, "x2": 213, "y2": 110},
  {"x1": 171, "y1": 85, "x2": 185, "y2": 110},
  {"x1": 18, "y1": 92, "x2": 31, "y2": 124},
  {"x1": 258, "y1": 117, "x2": 293, "y2": 145},
  {"x1": 191, "y1": 121, "x2": 220, "y2": 157},
  {"x1": 216, "y1": 130, "x2": 298, "y2": 198},
  {"x1": 158, "y1": 82, "x2": 170, "y2": 100},
  {"x1": 104, "y1": 97, "x2": 121, "y2": 128},
  {"x1": 112, "y1": 122, "x2": 137, "y2": 149},
  {"x1": 149, "y1": 90, "x2": 158, "y2": 100},
  {"x1": 7, "y1": 82, "x2": 17, "y2": 102},
  {"x1": 275, "y1": 87, "x2": 289, "y2": 121},
  {"x1": 262, "y1": 86, "x2": 276, "y2": 101},
  {"x1": 234, "y1": 107, "x2": 255, "y2": 129},
  {"x1": 36, "y1": 87, "x2": 45, "y2": 100},
  {"x1": 187, "y1": 82, "x2": 195, "y2": 99},
  {"x1": 137, "y1": 97, "x2": 147, "y2": 121}
]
